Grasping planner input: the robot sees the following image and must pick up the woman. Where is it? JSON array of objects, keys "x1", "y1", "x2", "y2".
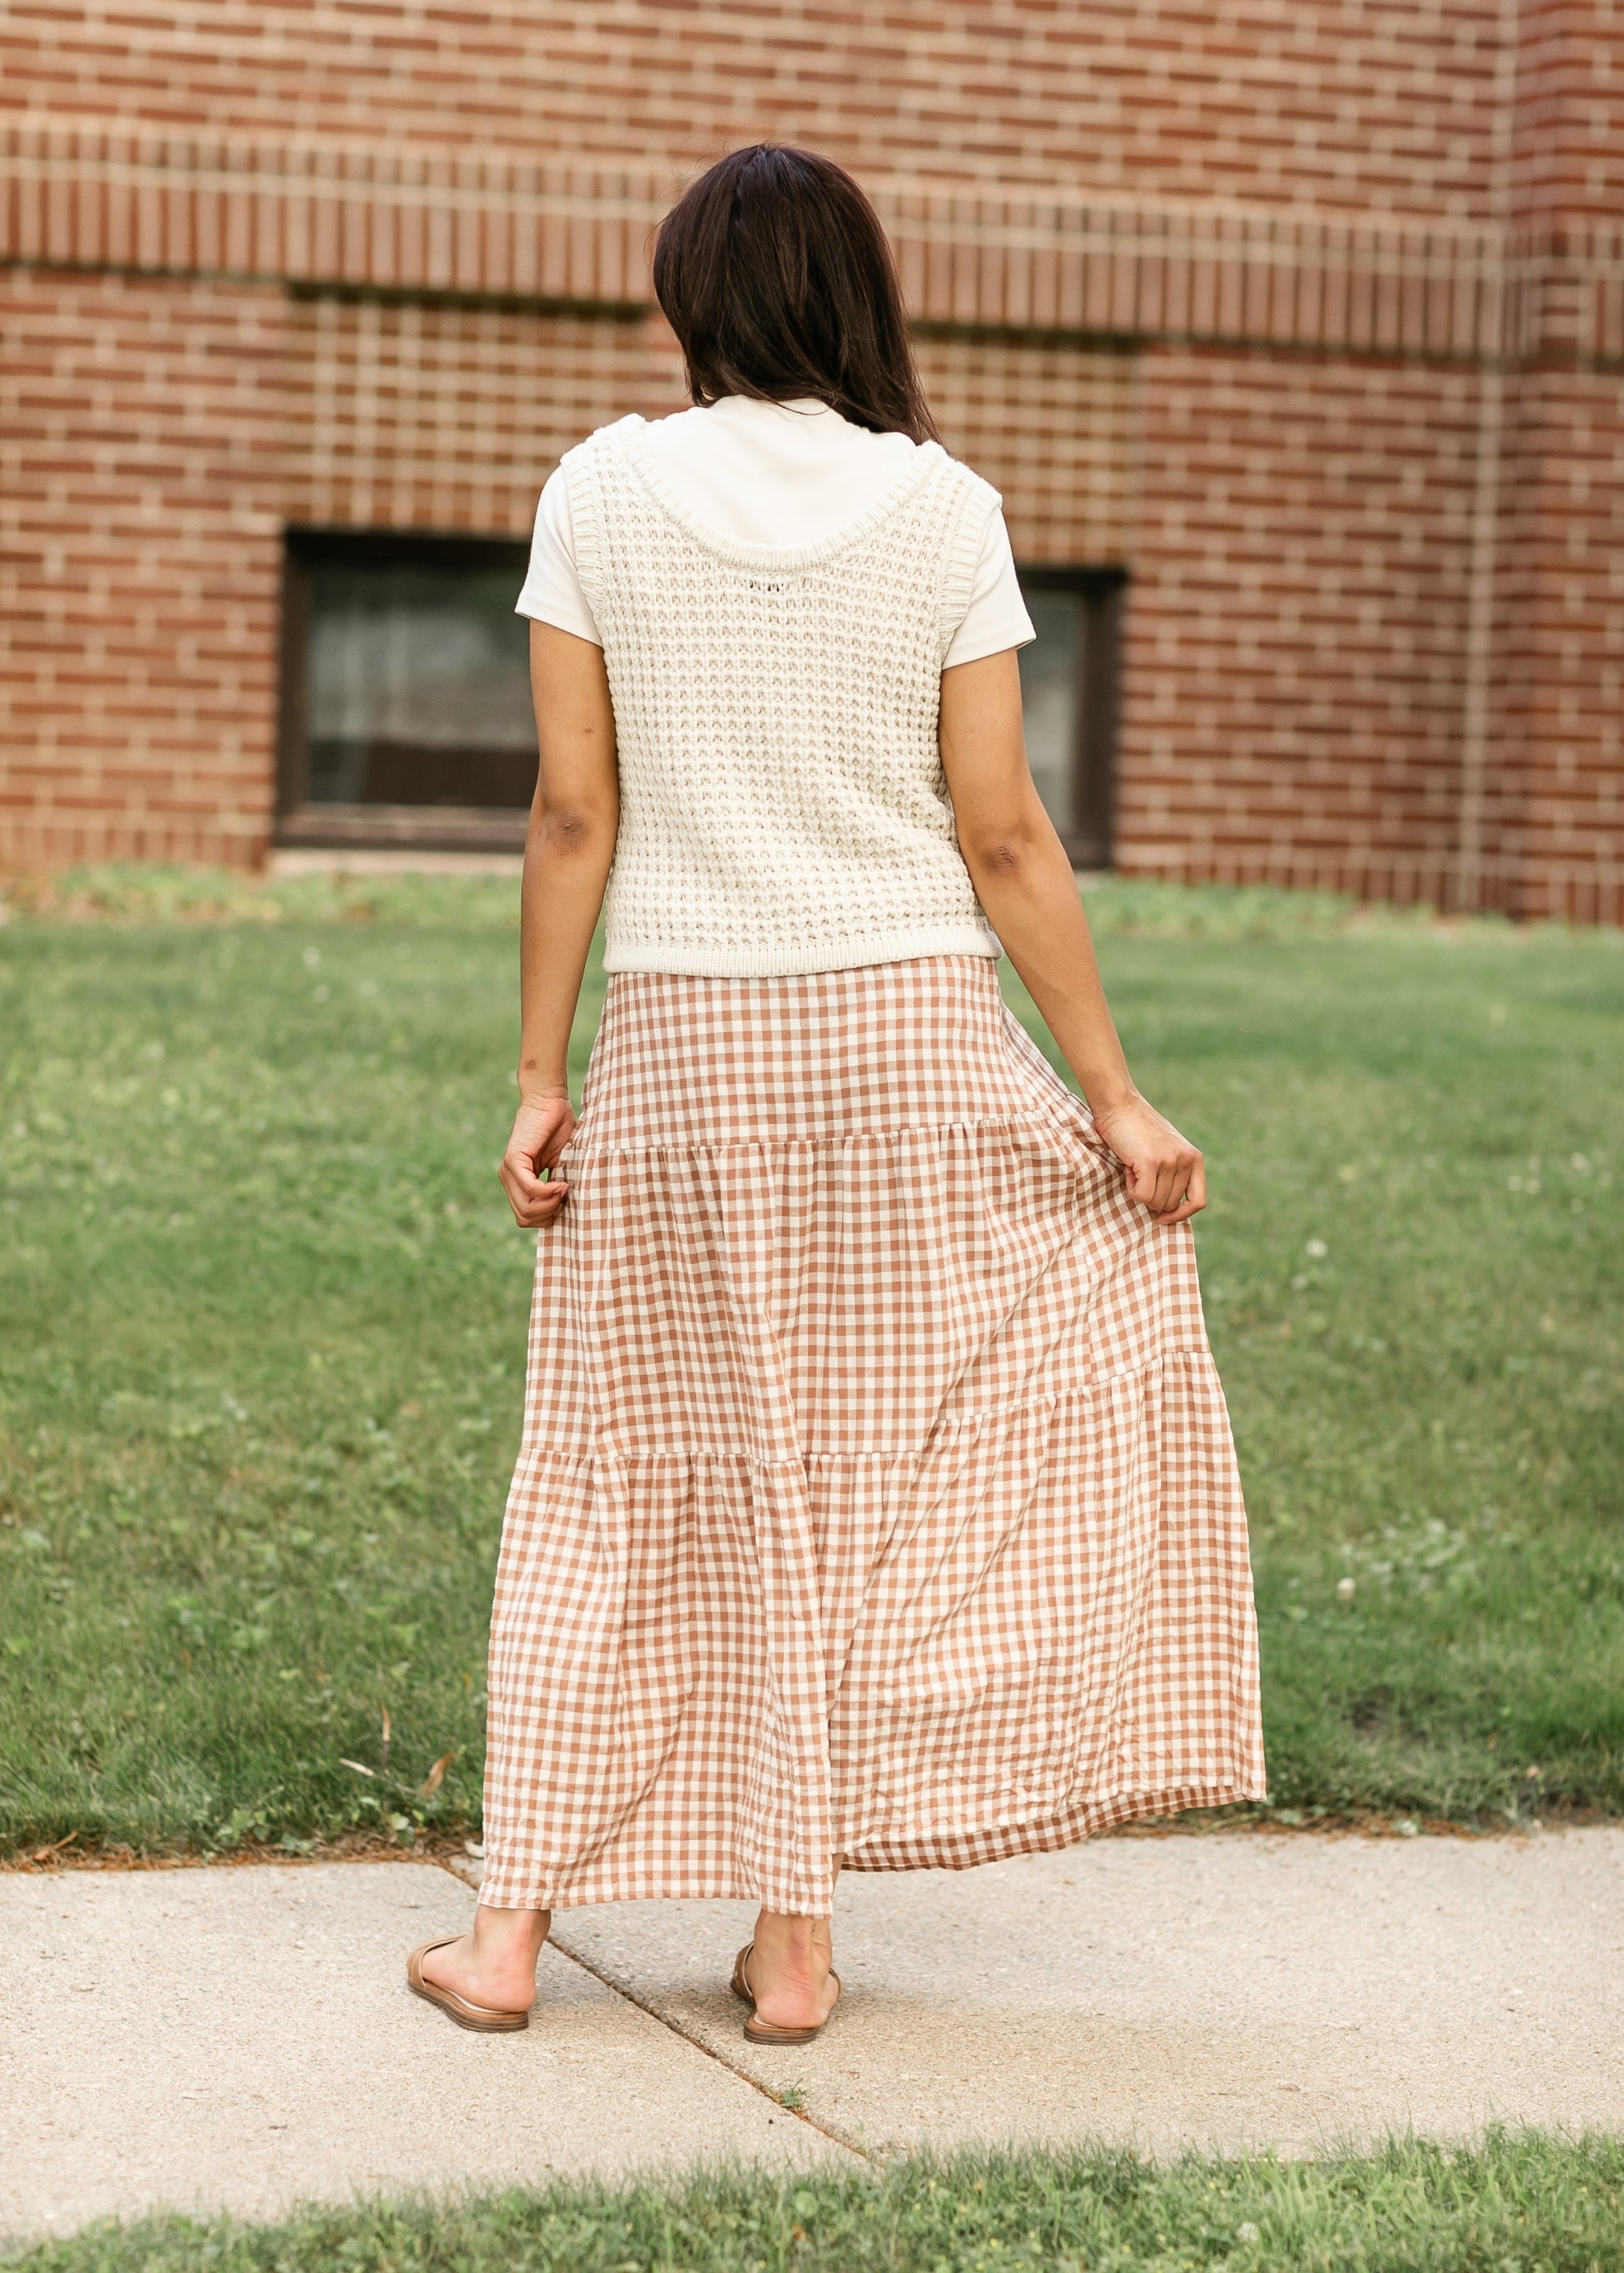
[{"x1": 409, "y1": 144, "x2": 1264, "y2": 2043}]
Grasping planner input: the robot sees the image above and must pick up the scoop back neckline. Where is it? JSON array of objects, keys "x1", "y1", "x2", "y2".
[{"x1": 617, "y1": 413, "x2": 945, "y2": 574}]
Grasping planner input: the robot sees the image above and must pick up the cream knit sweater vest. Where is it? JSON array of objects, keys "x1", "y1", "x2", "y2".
[{"x1": 565, "y1": 414, "x2": 1006, "y2": 977}]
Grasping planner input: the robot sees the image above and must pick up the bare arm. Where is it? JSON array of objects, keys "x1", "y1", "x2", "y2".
[
  {"x1": 939, "y1": 648, "x2": 1204, "y2": 1222},
  {"x1": 497, "y1": 622, "x2": 619, "y2": 1229}
]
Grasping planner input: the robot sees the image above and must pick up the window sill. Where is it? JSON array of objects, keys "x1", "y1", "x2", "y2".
[{"x1": 276, "y1": 804, "x2": 530, "y2": 854}]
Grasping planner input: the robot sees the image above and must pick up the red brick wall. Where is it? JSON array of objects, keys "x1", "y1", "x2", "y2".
[
  {"x1": 281, "y1": 309, "x2": 1143, "y2": 562},
  {"x1": 916, "y1": 336, "x2": 1137, "y2": 567},
  {"x1": 1510, "y1": 0, "x2": 1624, "y2": 227},
  {"x1": 1485, "y1": 369, "x2": 1624, "y2": 926},
  {"x1": 0, "y1": 267, "x2": 286, "y2": 869},
  {"x1": 1119, "y1": 345, "x2": 1485, "y2": 905},
  {"x1": 285, "y1": 296, "x2": 667, "y2": 537},
  {"x1": 0, "y1": 0, "x2": 1619, "y2": 920},
  {"x1": 0, "y1": 3, "x2": 1509, "y2": 216},
  {"x1": 1484, "y1": 0, "x2": 1624, "y2": 924}
]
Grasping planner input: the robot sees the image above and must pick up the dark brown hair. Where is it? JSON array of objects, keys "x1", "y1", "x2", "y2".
[{"x1": 652, "y1": 145, "x2": 939, "y2": 445}]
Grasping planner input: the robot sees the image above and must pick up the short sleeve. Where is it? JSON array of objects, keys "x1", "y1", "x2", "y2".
[
  {"x1": 514, "y1": 467, "x2": 603, "y2": 647},
  {"x1": 941, "y1": 507, "x2": 1036, "y2": 671}
]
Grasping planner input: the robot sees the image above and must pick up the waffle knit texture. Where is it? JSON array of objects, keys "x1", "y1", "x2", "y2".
[
  {"x1": 563, "y1": 415, "x2": 1006, "y2": 977},
  {"x1": 478, "y1": 956, "x2": 1267, "y2": 1916}
]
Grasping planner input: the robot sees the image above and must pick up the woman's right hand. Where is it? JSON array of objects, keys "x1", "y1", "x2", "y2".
[
  {"x1": 499, "y1": 1089, "x2": 577, "y2": 1228},
  {"x1": 1090, "y1": 1091, "x2": 1207, "y2": 1224}
]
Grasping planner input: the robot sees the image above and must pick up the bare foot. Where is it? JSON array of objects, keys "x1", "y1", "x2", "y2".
[
  {"x1": 418, "y1": 1903, "x2": 550, "y2": 2013},
  {"x1": 745, "y1": 1909, "x2": 840, "y2": 2033}
]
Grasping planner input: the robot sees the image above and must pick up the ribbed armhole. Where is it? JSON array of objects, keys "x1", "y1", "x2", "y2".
[
  {"x1": 560, "y1": 423, "x2": 625, "y2": 616},
  {"x1": 936, "y1": 465, "x2": 1004, "y2": 666}
]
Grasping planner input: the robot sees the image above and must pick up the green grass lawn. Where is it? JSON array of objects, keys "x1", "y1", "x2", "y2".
[
  {"x1": 8, "y1": 2134, "x2": 1622, "y2": 2272},
  {"x1": 0, "y1": 870, "x2": 1620, "y2": 1856}
]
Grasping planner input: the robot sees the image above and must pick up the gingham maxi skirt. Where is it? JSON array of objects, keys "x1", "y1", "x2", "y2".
[{"x1": 480, "y1": 955, "x2": 1265, "y2": 1916}]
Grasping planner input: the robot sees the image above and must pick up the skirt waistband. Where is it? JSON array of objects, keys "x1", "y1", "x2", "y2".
[{"x1": 568, "y1": 954, "x2": 1082, "y2": 1154}]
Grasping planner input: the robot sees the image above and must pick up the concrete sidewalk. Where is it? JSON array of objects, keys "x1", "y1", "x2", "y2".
[
  {"x1": 546, "y1": 1828, "x2": 1624, "y2": 2157},
  {"x1": 2, "y1": 1862, "x2": 834, "y2": 2244},
  {"x1": 3, "y1": 1831, "x2": 1621, "y2": 2244}
]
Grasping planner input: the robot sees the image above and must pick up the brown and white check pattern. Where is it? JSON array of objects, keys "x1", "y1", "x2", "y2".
[{"x1": 480, "y1": 955, "x2": 1265, "y2": 1916}]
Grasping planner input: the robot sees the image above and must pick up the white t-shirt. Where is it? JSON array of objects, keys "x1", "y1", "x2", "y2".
[{"x1": 516, "y1": 394, "x2": 1036, "y2": 670}]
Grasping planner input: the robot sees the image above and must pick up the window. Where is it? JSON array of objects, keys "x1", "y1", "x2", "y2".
[
  {"x1": 277, "y1": 535, "x2": 1124, "y2": 867},
  {"x1": 1015, "y1": 568, "x2": 1125, "y2": 870},
  {"x1": 278, "y1": 532, "x2": 535, "y2": 850}
]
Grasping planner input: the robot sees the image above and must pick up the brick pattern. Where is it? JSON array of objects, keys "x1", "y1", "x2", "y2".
[
  {"x1": 1488, "y1": 0, "x2": 1624, "y2": 922},
  {"x1": 0, "y1": 3, "x2": 1510, "y2": 217},
  {"x1": 288, "y1": 313, "x2": 1141, "y2": 600},
  {"x1": 917, "y1": 336, "x2": 1137, "y2": 568},
  {"x1": 1117, "y1": 345, "x2": 1486, "y2": 907},
  {"x1": 1486, "y1": 365, "x2": 1624, "y2": 925},
  {"x1": 0, "y1": 0, "x2": 1620, "y2": 919},
  {"x1": 287, "y1": 296, "x2": 669, "y2": 537},
  {"x1": 287, "y1": 311, "x2": 1139, "y2": 605},
  {"x1": 0, "y1": 266, "x2": 285, "y2": 872},
  {"x1": 1511, "y1": 0, "x2": 1624, "y2": 230},
  {"x1": 0, "y1": 125, "x2": 667, "y2": 310},
  {"x1": 0, "y1": 120, "x2": 1532, "y2": 363}
]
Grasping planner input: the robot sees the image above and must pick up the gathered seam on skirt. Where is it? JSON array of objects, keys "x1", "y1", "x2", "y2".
[{"x1": 479, "y1": 958, "x2": 1266, "y2": 1915}]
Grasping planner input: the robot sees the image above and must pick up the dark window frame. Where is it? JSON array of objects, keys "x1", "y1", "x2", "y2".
[
  {"x1": 275, "y1": 526, "x2": 536, "y2": 854},
  {"x1": 1014, "y1": 564, "x2": 1126, "y2": 872},
  {"x1": 275, "y1": 532, "x2": 1127, "y2": 868}
]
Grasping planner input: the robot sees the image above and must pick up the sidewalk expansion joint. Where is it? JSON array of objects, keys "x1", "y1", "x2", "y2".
[{"x1": 437, "y1": 1857, "x2": 870, "y2": 2165}]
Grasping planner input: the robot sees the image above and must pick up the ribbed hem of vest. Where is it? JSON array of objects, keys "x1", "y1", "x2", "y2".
[{"x1": 602, "y1": 921, "x2": 1004, "y2": 978}]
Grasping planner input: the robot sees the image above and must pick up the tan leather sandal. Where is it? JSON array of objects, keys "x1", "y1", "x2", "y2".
[
  {"x1": 406, "y1": 1938, "x2": 530, "y2": 2033},
  {"x1": 730, "y1": 1940, "x2": 840, "y2": 2044}
]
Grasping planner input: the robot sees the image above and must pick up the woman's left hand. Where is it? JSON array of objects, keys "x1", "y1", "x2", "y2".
[{"x1": 1090, "y1": 1093, "x2": 1206, "y2": 1223}]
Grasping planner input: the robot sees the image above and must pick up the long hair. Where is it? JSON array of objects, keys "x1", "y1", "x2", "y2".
[{"x1": 651, "y1": 144, "x2": 939, "y2": 445}]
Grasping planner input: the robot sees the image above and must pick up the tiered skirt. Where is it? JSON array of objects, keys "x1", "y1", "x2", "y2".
[{"x1": 480, "y1": 954, "x2": 1265, "y2": 1916}]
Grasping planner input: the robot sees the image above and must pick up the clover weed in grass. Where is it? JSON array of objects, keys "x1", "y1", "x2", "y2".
[
  {"x1": 8, "y1": 2133, "x2": 1623, "y2": 2271},
  {"x1": 0, "y1": 878, "x2": 1620, "y2": 1853}
]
